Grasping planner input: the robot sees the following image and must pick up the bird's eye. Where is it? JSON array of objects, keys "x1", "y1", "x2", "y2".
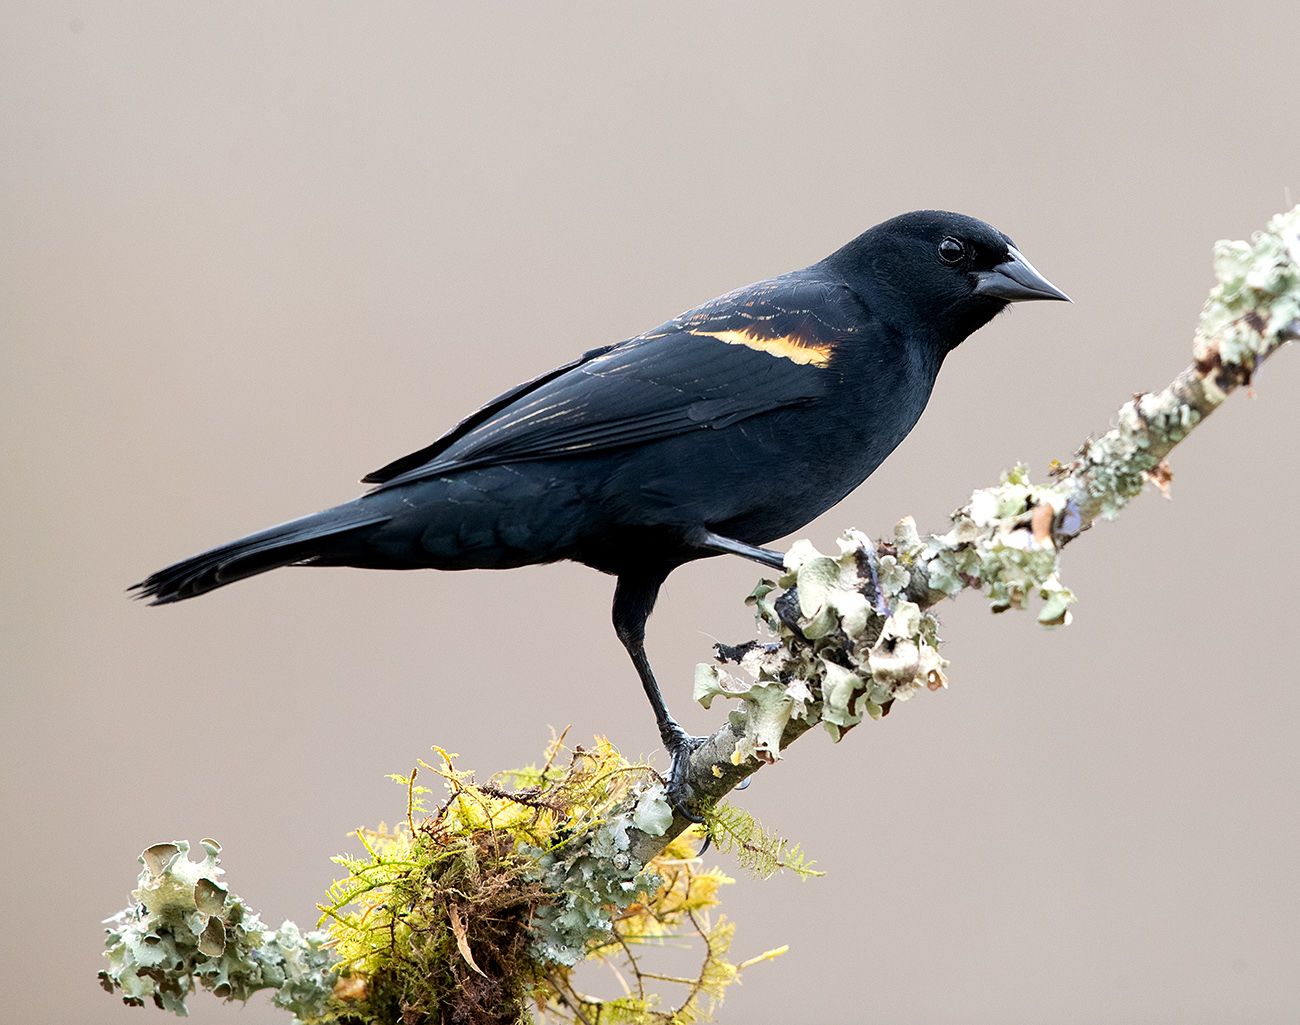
[{"x1": 938, "y1": 237, "x2": 965, "y2": 265}]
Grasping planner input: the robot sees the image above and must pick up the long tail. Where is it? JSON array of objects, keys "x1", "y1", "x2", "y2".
[{"x1": 130, "y1": 504, "x2": 391, "y2": 605}]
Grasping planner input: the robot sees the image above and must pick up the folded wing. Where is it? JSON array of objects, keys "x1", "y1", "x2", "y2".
[{"x1": 363, "y1": 272, "x2": 865, "y2": 491}]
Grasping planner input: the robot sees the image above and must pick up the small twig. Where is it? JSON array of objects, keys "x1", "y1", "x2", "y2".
[{"x1": 544, "y1": 971, "x2": 595, "y2": 1025}]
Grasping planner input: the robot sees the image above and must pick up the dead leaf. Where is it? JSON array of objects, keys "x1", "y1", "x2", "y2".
[
  {"x1": 1030, "y1": 503, "x2": 1054, "y2": 546},
  {"x1": 1146, "y1": 459, "x2": 1174, "y2": 499},
  {"x1": 449, "y1": 904, "x2": 487, "y2": 977},
  {"x1": 333, "y1": 976, "x2": 368, "y2": 1002}
]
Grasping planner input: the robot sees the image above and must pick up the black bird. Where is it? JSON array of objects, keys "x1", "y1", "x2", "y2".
[{"x1": 133, "y1": 210, "x2": 1068, "y2": 813}]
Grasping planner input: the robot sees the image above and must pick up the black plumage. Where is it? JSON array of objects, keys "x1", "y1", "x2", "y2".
[{"x1": 133, "y1": 210, "x2": 1068, "y2": 813}]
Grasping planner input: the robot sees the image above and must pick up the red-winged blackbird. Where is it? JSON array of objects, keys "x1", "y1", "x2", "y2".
[{"x1": 134, "y1": 210, "x2": 1068, "y2": 813}]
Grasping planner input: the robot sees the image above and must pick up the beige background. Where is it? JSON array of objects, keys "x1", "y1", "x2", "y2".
[{"x1": 3, "y1": 3, "x2": 1298, "y2": 1023}]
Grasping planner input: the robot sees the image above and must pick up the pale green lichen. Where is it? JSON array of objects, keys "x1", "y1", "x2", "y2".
[
  {"x1": 1195, "y1": 205, "x2": 1300, "y2": 382},
  {"x1": 99, "y1": 840, "x2": 336, "y2": 1022},
  {"x1": 524, "y1": 779, "x2": 672, "y2": 967},
  {"x1": 698, "y1": 529, "x2": 954, "y2": 758},
  {"x1": 909, "y1": 466, "x2": 1077, "y2": 622},
  {"x1": 1069, "y1": 206, "x2": 1298, "y2": 522},
  {"x1": 1068, "y1": 392, "x2": 1195, "y2": 520},
  {"x1": 698, "y1": 468, "x2": 1079, "y2": 759}
]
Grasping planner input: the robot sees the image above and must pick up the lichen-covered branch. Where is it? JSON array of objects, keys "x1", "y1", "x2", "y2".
[{"x1": 101, "y1": 208, "x2": 1297, "y2": 1024}]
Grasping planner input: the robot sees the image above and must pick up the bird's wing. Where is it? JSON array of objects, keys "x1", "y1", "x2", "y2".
[
  {"x1": 363, "y1": 273, "x2": 864, "y2": 490},
  {"x1": 360, "y1": 344, "x2": 617, "y2": 484}
]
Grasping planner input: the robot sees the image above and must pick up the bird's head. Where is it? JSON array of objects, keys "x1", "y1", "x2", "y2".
[{"x1": 826, "y1": 209, "x2": 1069, "y2": 349}]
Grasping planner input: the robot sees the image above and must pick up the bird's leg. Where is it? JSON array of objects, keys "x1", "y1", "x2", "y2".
[
  {"x1": 630, "y1": 643, "x2": 707, "y2": 823},
  {"x1": 613, "y1": 572, "x2": 706, "y2": 823},
  {"x1": 693, "y1": 529, "x2": 786, "y2": 570}
]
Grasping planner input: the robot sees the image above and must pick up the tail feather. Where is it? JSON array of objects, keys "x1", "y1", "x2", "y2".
[{"x1": 130, "y1": 507, "x2": 391, "y2": 605}]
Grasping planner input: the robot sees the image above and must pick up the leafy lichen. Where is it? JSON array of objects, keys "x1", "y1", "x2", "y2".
[
  {"x1": 699, "y1": 467, "x2": 1078, "y2": 762},
  {"x1": 99, "y1": 839, "x2": 336, "y2": 1022},
  {"x1": 910, "y1": 465, "x2": 1077, "y2": 622},
  {"x1": 1195, "y1": 205, "x2": 1300, "y2": 382},
  {"x1": 1065, "y1": 206, "x2": 1298, "y2": 522},
  {"x1": 1069, "y1": 393, "x2": 1199, "y2": 520}
]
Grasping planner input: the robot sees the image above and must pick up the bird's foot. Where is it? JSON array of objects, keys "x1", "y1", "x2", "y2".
[{"x1": 661, "y1": 728, "x2": 708, "y2": 824}]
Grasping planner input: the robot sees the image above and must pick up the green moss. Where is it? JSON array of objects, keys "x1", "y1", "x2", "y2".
[{"x1": 701, "y1": 802, "x2": 822, "y2": 881}]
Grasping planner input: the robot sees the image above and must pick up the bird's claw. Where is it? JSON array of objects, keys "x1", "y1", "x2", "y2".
[
  {"x1": 661, "y1": 733, "x2": 717, "y2": 855},
  {"x1": 662, "y1": 731, "x2": 708, "y2": 825}
]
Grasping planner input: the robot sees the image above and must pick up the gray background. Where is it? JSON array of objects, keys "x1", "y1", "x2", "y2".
[{"x1": 3, "y1": 3, "x2": 1297, "y2": 1023}]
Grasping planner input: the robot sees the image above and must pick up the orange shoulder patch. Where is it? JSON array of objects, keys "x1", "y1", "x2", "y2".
[{"x1": 686, "y1": 327, "x2": 834, "y2": 367}]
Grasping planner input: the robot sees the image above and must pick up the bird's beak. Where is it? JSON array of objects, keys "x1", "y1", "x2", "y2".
[{"x1": 973, "y1": 245, "x2": 1071, "y2": 303}]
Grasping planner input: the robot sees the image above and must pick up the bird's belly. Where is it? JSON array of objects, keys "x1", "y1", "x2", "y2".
[{"x1": 704, "y1": 454, "x2": 875, "y2": 544}]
